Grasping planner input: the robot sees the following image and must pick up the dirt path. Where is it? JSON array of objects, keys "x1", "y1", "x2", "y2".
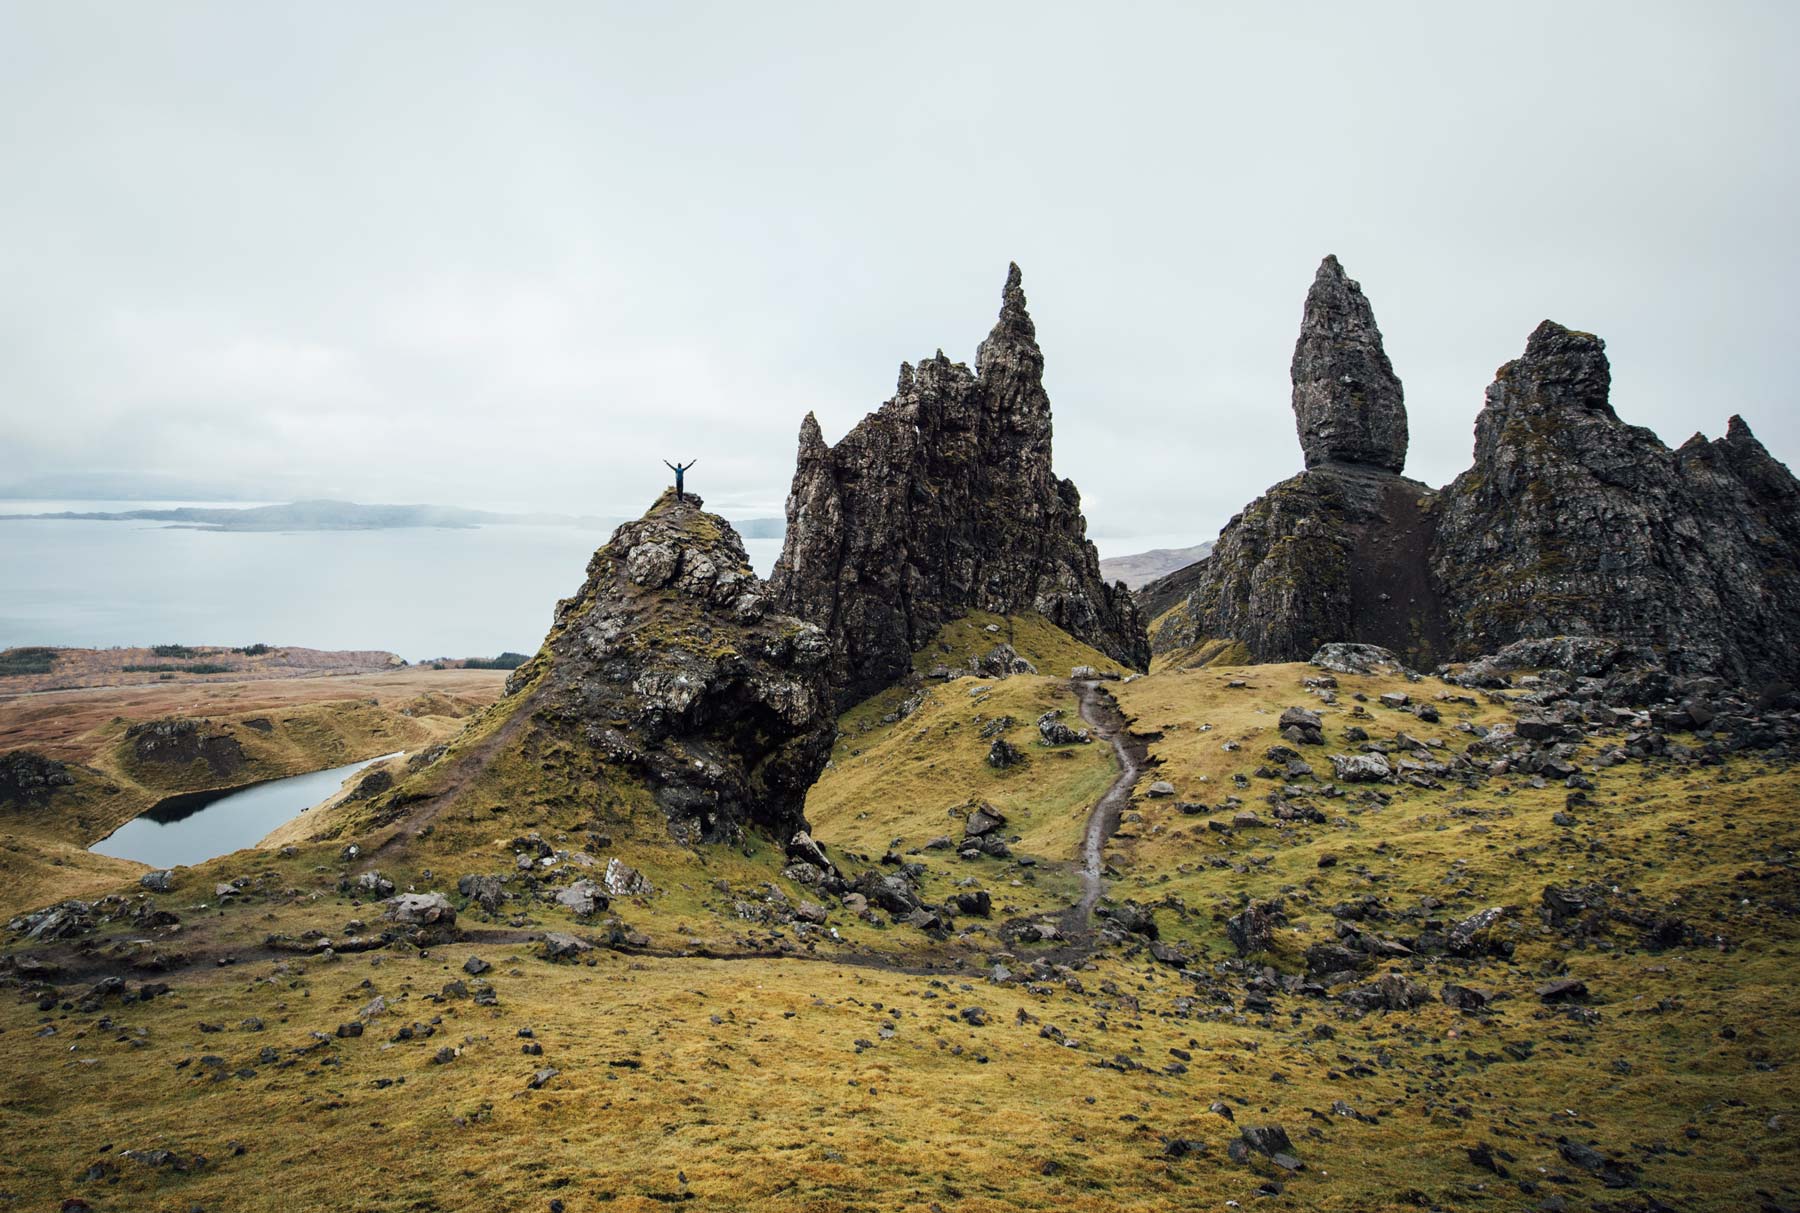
[{"x1": 1065, "y1": 679, "x2": 1146, "y2": 927}]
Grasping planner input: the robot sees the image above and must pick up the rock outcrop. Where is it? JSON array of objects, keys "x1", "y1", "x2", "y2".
[
  {"x1": 1292, "y1": 255, "x2": 1408, "y2": 472},
  {"x1": 536, "y1": 492, "x2": 832, "y2": 842},
  {"x1": 771, "y1": 264, "x2": 1148, "y2": 707},
  {"x1": 1432, "y1": 323, "x2": 1800, "y2": 684},
  {"x1": 477, "y1": 491, "x2": 835, "y2": 845},
  {"x1": 0, "y1": 751, "x2": 75, "y2": 807},
  {"x1": 1159, "y1": 261, "x2": 1800, "y2": 687},
  {"x1": 1155, "y1": 257, "x2": 1446, "y2": 664}
]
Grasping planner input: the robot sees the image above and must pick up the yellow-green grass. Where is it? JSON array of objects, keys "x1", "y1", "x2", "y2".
[
  {"x1": 2, "y1": 932, "x2": 1794, "y2": 1211},
  {"x1": 0, "y1": 695, "x2": 488, "y2": 919},
  {"x1": 6, "y1": 627, "x2": 1799, "y2": 1210},
  {"x1": 809, "y1": 673, "x2": 1118, "y2": 926}
]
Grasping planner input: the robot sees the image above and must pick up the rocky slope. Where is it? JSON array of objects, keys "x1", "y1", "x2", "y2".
[
  {"x1": 1433, "y1": 322, "x2": 1800, "y2": 685},
  {"x1": 387, "y1": 490, "x2": 836, "y2": 848},
  {"x1": 1155, "y1": 257, "x2": 1447, "y2": 665},
  {"x1": 771, "y1": 264, "x2": 1148, "y2": 708},
  {"x1": 1158, "y1": 257, "x2": 1800, "y2": 686}
]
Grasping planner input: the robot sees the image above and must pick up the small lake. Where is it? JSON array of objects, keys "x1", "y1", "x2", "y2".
[{"x1": 89, "y1": 752, "x2": 401, "y2": 868}]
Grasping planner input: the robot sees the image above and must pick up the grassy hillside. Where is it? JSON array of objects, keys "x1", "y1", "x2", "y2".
[
  {"x1": 0, "y1": 670, "x2": 503, "y2": 916},
  {"x1": 1, "y1": 621, "x2": 1796, "y2": 1210}
]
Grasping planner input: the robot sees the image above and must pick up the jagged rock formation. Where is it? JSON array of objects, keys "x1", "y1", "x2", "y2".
[
  {"x1": 1160, "y1": 262, "x2": 1800, "y2": 687},
  {"x1": 1292, "y1": 255, "x2": 1408, "y2": 472},
  {"x1": 496, "y1": 491, "x2": 835, "y2": 844},
  {"x1": 771, "y1": 264, "x2": 1148, "y2": 707},
  {"x1": 1155, "y1": 257, "x2": 1446, "y2": 663},
  {"x1": 1433, "y1": 323, "x2": 1800, "y2": 684},
  {"x1": 0, "y1": 751, "x2": 74, "y2": 807}
]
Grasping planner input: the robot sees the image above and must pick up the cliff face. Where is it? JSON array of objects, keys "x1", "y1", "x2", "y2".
[
  {"x1": 1157, "y1": 257, "x2": 1446, "y2": 665},
  {"x1": 500, "y1": 490, "x2": 835, "y2": 844},
  {"x1": 771, "y1": 265, "x2": 1148, "y2": 708},
  {"x1": 1432, "y1": 323, "x2": 1800, "y2": 683},
  {"x1": 1160, "y1": 260, "x2": 1800, "y2": 687}
]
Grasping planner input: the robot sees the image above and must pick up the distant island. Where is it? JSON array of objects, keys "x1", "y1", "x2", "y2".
[{"x1": 0, "y1": 498, "x2": 787, "y2": 535}]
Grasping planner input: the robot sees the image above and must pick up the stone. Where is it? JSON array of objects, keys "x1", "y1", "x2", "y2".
[
  {"x1": 554, "y1": 880, "x2": 608, "y2": 917},
  {"x1": 356, "y1": 871, "x2": 396, "y2": 898},
  {"x1": 985, "y1": 737, "x2": 1025, "y2": 769},
  {"x1": 384, "y1": 892, "x2": 455, "y2": 930},
  {"x1": 963, "y1": 804, "x2": 1008, "y2": 838},
  {"x1": 770, "y1": 265, "x2": 1148, "y2": 709},
  {"x1": 542, "y1": 932, "x2": 592, "y2": 963},
  {"x1": 1309, "y1": 643, "x2": 1411, "y2": 676},
  {"x1": 140, "y1": 870, "x2": 175, "y2": 893},
  {"x1": 1536, "y1": 977, "x2": 1590, "y2": 1003},
  {"x1": 1226, "y1": 902, "x2": 1280, "y2": 956},
  {"x1": 1240, "y1": 1124, "x2": 1295, "y2": 1159},
  {"x1": 1291, "y1": 255, "x2": 1407, "y2": 473},
  {"x1": 1145, "y1": 780, "x2": 1176, "y2": 798},
  {"x1": 1342, "y1": 972, "x2": 1432, "y2": 1012},
  {"x1": 457, "y1": 874, "x2": 508, "y2": 914},
  {"x1": 528, "y1": 1066, "x2": 559, "y2": 1090},
  {"x1": 602, "y1": 858, "x2": 652, "y2": 898},
  {"x1": 1037, "y1": 710, "x2": 1090, "y2": 746},
  {"x1": 1329, "y1": 752, "x2": 1391, "y2": 783}
]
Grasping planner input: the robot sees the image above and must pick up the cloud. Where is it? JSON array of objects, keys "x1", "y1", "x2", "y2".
[{"x1": 1, "y1": 1, "x2": 1795, "y2": 538}]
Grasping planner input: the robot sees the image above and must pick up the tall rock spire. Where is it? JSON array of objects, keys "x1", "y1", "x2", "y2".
[
  {"x1": 1291, "y1": 255, "x2": 1408, "y2": 473},
  {"x1": 771, "y1": 263, "x2": 1148, "y2": 709}
]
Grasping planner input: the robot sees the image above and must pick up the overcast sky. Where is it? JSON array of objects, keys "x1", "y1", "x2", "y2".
[{"x1": 2, "y1": 2, "x2": 1795, "y2": 543}]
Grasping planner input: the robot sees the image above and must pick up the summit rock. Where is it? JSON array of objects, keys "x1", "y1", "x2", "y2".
[
  {"x1": 1292, "y1": 255, "x2": 1408, "y2": 473},
  {"x1": 368, "y1": 491, "x2": 835, "y2": 848},
  {"x1": 1153, "y1": 258, "x2": 1443, "y2": 664},
  {"x1": 771, "y1": 264, "x2": 1148, "y2": 708}
]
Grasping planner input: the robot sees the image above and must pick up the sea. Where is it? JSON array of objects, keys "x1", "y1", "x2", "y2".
[{"x1": 0, "y1": 502, "x2": 1191, "y2": 663}]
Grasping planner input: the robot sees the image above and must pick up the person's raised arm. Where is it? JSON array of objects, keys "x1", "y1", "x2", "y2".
[{"x1": 663, "y1": 460, "x2": 677, "y2": 471}]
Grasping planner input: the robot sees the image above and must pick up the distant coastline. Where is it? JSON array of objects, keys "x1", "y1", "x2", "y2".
[{"x1": 0, "y1": 498, "x2": 788, "y2": 535}]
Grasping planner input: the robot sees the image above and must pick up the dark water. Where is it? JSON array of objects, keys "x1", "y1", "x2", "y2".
[{"x1": 89, "y1": 752, "x2": 400, "y2": 868}]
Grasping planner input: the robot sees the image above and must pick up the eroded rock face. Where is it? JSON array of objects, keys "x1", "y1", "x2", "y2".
[
  {"x1": 1156, "y1": 259, "x2": 1445, "y2": 665},
  {"x1": 1154, "y1": 462, "x2": 1446, "y2": 664},
  {"x1": 1158, "y1": 259, "x2": 1800, "y2": 687},
  {"x1": 771, "y1": 264, "x2": 1148, "y2": 708},
  {"x1": 512, "y1": 491, "x2": 835, "y2": 845},
  {"x1": 1433, "y1": 322, "x2": 1800, "y2": 684},
  {"x1": 1293, "y1": 255, "x2": 1407, "y2": 473}
]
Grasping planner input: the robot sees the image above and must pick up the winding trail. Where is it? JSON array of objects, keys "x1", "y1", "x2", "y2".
[{"x1": 1064, "y1": 678, "x2": 1148, "y2": 932}]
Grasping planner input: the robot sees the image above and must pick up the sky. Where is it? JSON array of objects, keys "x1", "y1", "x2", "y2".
[{"x1": 2, "y1": 1, "x2": 1796, "y2": 544}]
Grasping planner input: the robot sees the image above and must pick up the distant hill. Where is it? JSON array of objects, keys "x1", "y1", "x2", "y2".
[{"x1": 1098, "y1": 541, "x2": 1213, "y2": 589}]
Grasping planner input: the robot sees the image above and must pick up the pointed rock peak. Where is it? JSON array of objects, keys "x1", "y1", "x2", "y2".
[
  {"x1": 896, "y1": 361, "x2": 914, "y2": 394},
  {"x1": 1524, "y1": 319, "x2": 1604, "y2": 358},
  {"x1": 798, "y1": 410, "x2": 825, "y2": 450},
  {"x1": 977, "y1": 262, "x2": 1040, "y2": 378},
  {"x1": 1291, "y1": 255, "x2": 1407, "y2": 473},
  {"x1": 1726, "y1": 414, "x2": 1757, "y2": 443},
  {"x1": 1504, "y1": 321, "x2": 1613, "y2": 416}
]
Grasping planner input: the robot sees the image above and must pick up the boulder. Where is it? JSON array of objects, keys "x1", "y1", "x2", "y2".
[
  {"x1": 542, "y1": 932, "x2": 592, "y2": 963},
  {"x1": 1329, "y1": 752, "x2": 1392, "y2": 783},
  {"x1": 1037, "y1": 710, "x2": 1090, "y2": 746},
  {"x1": 554, "y1": 880, "x2": 608, "y2": 917}
]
